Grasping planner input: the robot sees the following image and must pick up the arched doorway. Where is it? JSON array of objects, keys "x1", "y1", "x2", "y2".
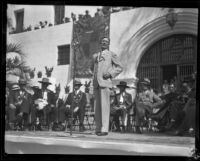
[{"x1": 136, "y1": 34, "x2": 197, "y2": 92}]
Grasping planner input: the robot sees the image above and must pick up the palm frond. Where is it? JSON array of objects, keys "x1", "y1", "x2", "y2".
[{"x1": 6, "y1": 43, "x2": 25, "y2": 58}]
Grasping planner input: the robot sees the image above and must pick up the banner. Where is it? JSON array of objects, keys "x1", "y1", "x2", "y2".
[{"x1": 71, "y1": 13, "x2": 110, "y2": 78}]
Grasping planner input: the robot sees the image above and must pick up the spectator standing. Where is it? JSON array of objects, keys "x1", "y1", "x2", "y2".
[{"x1": 162, "y1": 80, "x2": 170, "y2": 95}]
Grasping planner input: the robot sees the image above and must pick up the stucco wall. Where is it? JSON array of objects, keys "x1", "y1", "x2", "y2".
[
  {"x1": 8, "y1": 22, "x2": 73, "y2": 95},
  {"x1": 110, "y1": 7, "x2": 198, "y2": 80}
]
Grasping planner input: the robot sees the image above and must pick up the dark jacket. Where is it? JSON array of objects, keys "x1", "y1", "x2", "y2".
[
  {"x1": 37, "y1": 89, "x2": 56, "y2": 106},
  {"x1": 114, "y1": 92, "x2": 132, "y2": 110},
  {"x1": 65, "y1": 90, "x2": 87, "y2": 110}
]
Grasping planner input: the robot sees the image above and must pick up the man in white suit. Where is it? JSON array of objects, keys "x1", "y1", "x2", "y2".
[{"x1": 92, "y1": 37, "x2": 123, "y2": 136}]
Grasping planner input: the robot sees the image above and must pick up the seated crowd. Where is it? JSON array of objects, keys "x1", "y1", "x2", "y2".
[{"x1": 5, "y1": 72, "x2": 196, "y2": 137}]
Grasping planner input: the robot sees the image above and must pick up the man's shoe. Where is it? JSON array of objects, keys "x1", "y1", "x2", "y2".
[{"x1": 97, "y1": 132, "x2": 108, "y2": 136}]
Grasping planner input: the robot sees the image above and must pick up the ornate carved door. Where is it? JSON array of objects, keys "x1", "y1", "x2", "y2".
[{"x1": 136, "y1": 34, "x2": 196, "y2": 92}]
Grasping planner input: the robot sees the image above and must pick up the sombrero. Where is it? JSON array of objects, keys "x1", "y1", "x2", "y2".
[
  {"x1": 38, "y1": 77, "x2": 52, "y2": 85},
  {"x1": 74, "y1": 79, "x2": 83, "y2": 86},
  {"x1": 116, "y1": 81, "x2": 129, "y2": 88}
]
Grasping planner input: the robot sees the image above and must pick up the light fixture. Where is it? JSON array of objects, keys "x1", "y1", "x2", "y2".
[{"x1": 166, "y1": 8, "x2": 178, "y2": 30}]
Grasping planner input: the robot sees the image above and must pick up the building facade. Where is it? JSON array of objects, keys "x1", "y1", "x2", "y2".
[
  {"x1": 110, "y1": 7, "x2": 198, "y2": 92},
  {"x1": 7, "y1": 6, "x2": 198, "y2": 95}
]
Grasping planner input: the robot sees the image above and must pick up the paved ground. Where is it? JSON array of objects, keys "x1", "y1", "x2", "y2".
[
  {"x1": 5, "y1": 130, "x2": 195, "y2": 155},
  {"x1": 5, "y1": 130, "x2": 195, "y2": 146}
]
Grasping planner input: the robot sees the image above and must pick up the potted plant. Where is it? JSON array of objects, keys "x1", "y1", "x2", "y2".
[{"x1": 48, "y1": 23, "x2": 53, "y2": 27}]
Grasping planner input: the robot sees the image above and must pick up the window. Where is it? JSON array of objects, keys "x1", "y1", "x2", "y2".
[
  {"x1": 57, "y1": 45, "x2": 70, "y2": 65},
  {"x1": 14, "y1": 9, "x2": 24, "y2": 33},
  {"x1": 54, "y1": 5, "x2": 65, "y2": 25}
]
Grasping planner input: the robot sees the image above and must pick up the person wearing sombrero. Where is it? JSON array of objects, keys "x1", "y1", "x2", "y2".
[
  {"x1": 36, "y1": 77, "x2": 56, "y2": 130},
  {"x1": 135, "y1": 78, "x2": 163, "y2": 134},
  {"x1": 92, "y1": 37, "x2": 123, "y2": 136},
  {"x1": 111, "y1": 81, "x2": 132, "y2": 133},
  {"x1": 64, "y1": 79, "x2": 87, "y2": 132},
  {"x1": 28, "y1": 81, "x2": 42, "y2": 130}
]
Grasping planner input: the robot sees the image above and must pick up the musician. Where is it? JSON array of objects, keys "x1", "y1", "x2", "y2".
[
  {"x1": 111, "y1": 81, "x2": 132, "y2": 132},
  {"x1": 167, "y1": 78, "x2": 195, "y2": 133},
  {"x1": 65, "y1": 79, "x2": 87, "y2": 132},
  {"x1": 174, "y1": 75, "x2": 196, "y2": 136}
]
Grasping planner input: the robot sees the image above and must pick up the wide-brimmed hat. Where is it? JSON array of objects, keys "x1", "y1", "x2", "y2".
[
  {"x1": 11, "y1": 84, "x2": 20, "y2": 91},
  {"x1": 74, "y1": 79, "x2": 82, "y2": 86},
  {"x1": 116, "y1": 81, "x2": 129, "y2": 88},
  {"x1": 140, "y1": 78, "x2": 151, "y2": 85},
  {"x1": 18, "y1": 78, "x2": 27, "y2": 85},
  {"x1": 38, "y1": 77, "x2": 52, "y2": 85}
]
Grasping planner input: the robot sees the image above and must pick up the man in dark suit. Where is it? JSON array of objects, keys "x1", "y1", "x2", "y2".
[
  {"x1": 112, "y1": 81, "x2": 132, "y2": 132},
  {"x1": 65, "y1": 79, "x2": 87, "y2": 132},
  {"x1": 92, "y1": 37, "x2": 123, "y2": 136}
]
